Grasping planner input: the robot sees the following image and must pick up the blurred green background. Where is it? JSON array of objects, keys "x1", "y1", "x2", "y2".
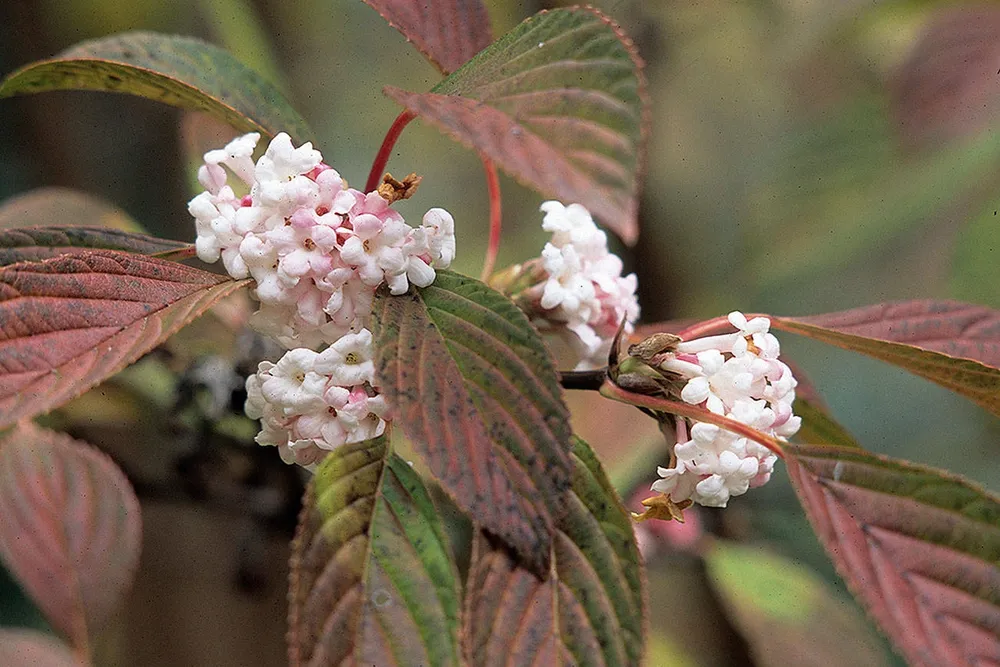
[{"x1": 1, "y1": 0, "x2": 999, "y2": 664}]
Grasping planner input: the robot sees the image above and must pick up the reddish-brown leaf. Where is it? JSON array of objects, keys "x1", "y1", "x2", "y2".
[
  {"x1": 785, "y1": 444, "x2": 1000, "y2": 667},
  {"x1": 0, "y1": 227, "x2": 190, "y2": 266},
  {"x1": 782, "y1": 300, "x2": 1000, "y2": 365},
  {"x1": 0, "y1": 629, "x2": 78, "y2": 667},
  {"x1": 463, "y1": 437, "x2": 645, "y2": 666},
  {"x1": 372, "y1": 271, "x2": 572, "y2": 574},
  {"x1": 360, "y1": 0, "x2": 492, "y2": 75},
  {"x1": 773, "y1": 300, "x2": 1000, "y2": 415},
  {"x1": 384, "y1": 7, "x2": 648, "y2": 244},
  {"x1": 0, "y1": 250, "x2": 247, "y2": 427},
  {"x1": 0, "y1": 423, "x2": 141, "y2": 650},
  {"x1": 891, "y1": 5, "x2": 1000, "y2": 147}
]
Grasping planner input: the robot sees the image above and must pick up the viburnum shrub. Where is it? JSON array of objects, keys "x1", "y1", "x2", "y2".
[{"x1": 0, "y1": 2, "x2": 997, "y2": 666}]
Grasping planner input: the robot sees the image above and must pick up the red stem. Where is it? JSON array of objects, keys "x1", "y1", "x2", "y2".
[
  {"x1": 674, "y1": 312, "x2": 772, "y2": 341},
  {"x1": 365, "y1": 109, "x2": 417, "y2": 192},
  {"x1": 479, "y1": 156, "x2": 502, "y2": 281},
  {"x1": 599, "y1": 380, "x2": 785, "y2": 458}
]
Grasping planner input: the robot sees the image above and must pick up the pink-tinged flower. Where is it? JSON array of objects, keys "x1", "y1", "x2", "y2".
[
  {"x1": 337, "y1": 387, "x2": 389, "y2": 442},
  {"x1": 191, "y1": 132, "x2": 458, "y2": 345},
  {"x1": 322, "y1": 272, "x2": 374, "y2": 329},
  {"x1": 264, "y1": 215, "x2": 341, "y2": 286},
  {"x1": 340, "y1": 204, "x2": 410, "y2": 289},
  {"x1": 243, "y1": 345, "x2": 392, "y2": 469}
]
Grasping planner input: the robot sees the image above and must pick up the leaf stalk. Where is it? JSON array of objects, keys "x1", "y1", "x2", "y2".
[
  {"x1": 598, "y1": 380, "x2": 785, "y2": 458},
  {"x1": 365, "y1": 109, "x2": 417, "y2": 193},
  {"x1": 479, "y1": 155, "x2": 502, "y2": 281}
]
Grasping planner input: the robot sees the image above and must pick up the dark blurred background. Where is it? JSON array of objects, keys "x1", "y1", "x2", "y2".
[{"x1": 1, "y1": 0, "x2": 999, "y2": 664}]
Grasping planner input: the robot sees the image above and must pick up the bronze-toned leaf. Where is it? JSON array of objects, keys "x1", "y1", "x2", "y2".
[
  {"x1": 0, "y1": 250, "x2": 247, "y2": 427},
  {"x1": 786, "y1": 443, "x2": 1000, "y2": 666},
  {"x1": 372, "y1": 271, "x2": 572, "y2": 574},
  {"x1": 385, "y1": 7, "x2": 648, "y2": 244},
  {"x1": 463, "y1": 436, "x2": 645, "y2": 666},
  {"x1": 360, "y1": 0, "x2": 492, "y2": 74}
]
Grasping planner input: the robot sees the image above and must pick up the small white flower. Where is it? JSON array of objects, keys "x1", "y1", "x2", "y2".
[
  {"x1": 540, "y1": 200, "x2": 607, "y2": 258},
  {"x1": 420, "y1": 208, "x2": 456, "y2": 268},
  {"x1": 252, "y1": 133, "x2": 322, "y2": 212},
  {"x1": 197, "y1": 164, "x2": 228, "y2": 195},
  {"x1": 651, "y1": 463, "x2": 700, "y2": 501},
  {"x1": 540, "y1": 243, "x2": 598, "y2": 318},
  {"x1": 244, "y1": 369, "x2": 269, "y2": 421},
  {"x1": 528, "y1": 202, "x2": 639, "y2": 369},
  {"x1": 315, "y1": 328, "x2": 376, "y2": 387},
  {"x1": 204, "y1": 132, "x2": 259, "y2": 185},
  {"x1": 728, "y1": 311, "x2": 780, "y2": 358},
  {"x1": 651, "y1": 311, "x2": 800, "y2": 509},
  {"x1": 260, "y1": 348, "x2": 326, "y2": 414}
]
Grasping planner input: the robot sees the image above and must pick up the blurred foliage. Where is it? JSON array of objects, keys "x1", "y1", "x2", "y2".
[
  {"x1": 2, "y1": 0, "x2": 999, "y2": 664},
  {"x1": 705, "y1": 541, "x2": 891, "y2": 666}
]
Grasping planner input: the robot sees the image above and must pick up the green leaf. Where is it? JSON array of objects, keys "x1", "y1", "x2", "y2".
[
  {"x1": 384, "y1": 6, "x2": 647, "y2": 244},
  {"x1": 705, "y1": 541, "x2": 892, "y2": 667},
  {"x1": 747, "y1": 104, "x2": 1000, "y2": 288},
  {"x1": 287, "y1": 435, "x2": 462, "y2": 666},
  {"x1": 463, "y1": 436, "x2": 645, "y2": 666},
  {"x1": 792, "y1": 397, "x2": 863, "y2": 450},
  {"x1": 371, "y1": 271, "x2": 572, "y2": 573},
  {"x1": 0, "y1": 423, "x2": 141, "y2": 652},
  {"x1": 951, "y1": 196, "x2": 1000, "y2": 308},
  {"x1": 772, "y1": 300, "x2": 1000, "y2": 416},
  {"x1": 0, "y1": 250, "x2": 248, "y2": 428},
  {"x1": 785, "y1": 443, "x2": 1000, "y2": 666},
  {"x1": 0, "y1": 32, "x2": 313, "y2": 144}
]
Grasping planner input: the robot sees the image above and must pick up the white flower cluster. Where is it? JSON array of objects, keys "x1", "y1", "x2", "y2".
[
  {"x1": 532, "y1": 201, "x2": 639, "y2": 369},
  {"x1": 189, "y1": 131, "x2": 455, "y2": 349},
  {"x1": 244, "y1": 331, "x2": 388, "y2": 466},
  {"x1": 189, "y1": 132, "x2": 455, "y2": 466},
  {"x1": 652, "y1": 312, "x2": 800, "y2": 507}
]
